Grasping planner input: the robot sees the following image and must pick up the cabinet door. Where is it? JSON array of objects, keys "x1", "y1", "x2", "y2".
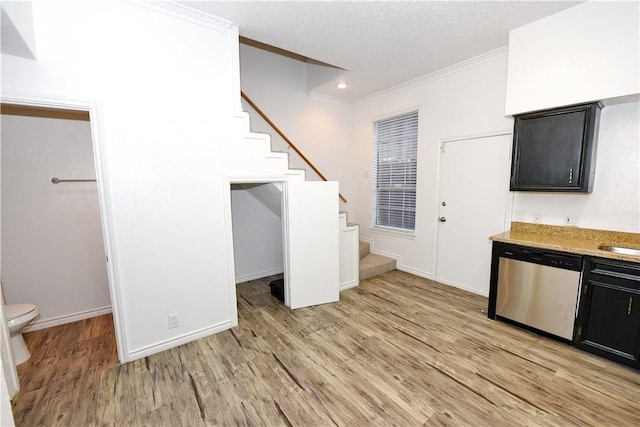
[
  {"x1": 515, "y1": 111, "x2": 585, "y2": 186},
  {"x1": 510, "y1": 103, "x2": 600, "y2": 192},
  {"x1": 579, "y1": 281, "x2": 640, "y2": 362}
]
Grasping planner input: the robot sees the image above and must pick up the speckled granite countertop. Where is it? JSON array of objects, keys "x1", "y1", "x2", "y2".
[{"x1": 490, "y1": 222, "x2": 640, "y2": 263}]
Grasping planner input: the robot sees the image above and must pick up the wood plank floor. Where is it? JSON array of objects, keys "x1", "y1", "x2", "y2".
[{"x1": 11, "y1": 270, "x2": 640, "y2": 426}]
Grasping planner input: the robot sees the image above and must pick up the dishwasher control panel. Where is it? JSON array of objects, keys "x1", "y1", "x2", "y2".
[{"x1": 498, "y1": 244, "x2": 583, "y2": 271}]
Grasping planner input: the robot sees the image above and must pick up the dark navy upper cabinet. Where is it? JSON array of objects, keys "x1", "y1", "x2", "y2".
[{"x1": 510, "y1": 102, "x2": 602, "y2": 192}]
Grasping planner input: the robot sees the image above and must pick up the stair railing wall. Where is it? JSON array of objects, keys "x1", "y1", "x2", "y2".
[{"x1": 241, "y1": 91, "x2": 347, "y2": 203}]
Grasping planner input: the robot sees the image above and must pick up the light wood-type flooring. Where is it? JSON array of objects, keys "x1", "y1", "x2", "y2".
[{"x1": 11, "y1": 271, "x2": 640, "y2": 426}]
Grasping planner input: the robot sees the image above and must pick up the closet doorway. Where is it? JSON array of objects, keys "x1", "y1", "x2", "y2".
[
  {"x1": 226, "y1": 178, "x2": 339, "y2": 314},
  {"x1": 230, "y1": 182, "x2": 285, "y2": 288},
  {"x1": 1, "y1": 104, "x2": 117, "y2": 360}
]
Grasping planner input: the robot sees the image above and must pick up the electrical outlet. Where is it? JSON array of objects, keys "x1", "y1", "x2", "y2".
[
  {"x1": 532, "y1": 213, "x2": 542, "y2": 223},
  {"x1": 564, "y1": 215, "x2": 579, "y2": 227},
  {"x1": 168, "y1": 313, "x2": 179, "y2": 329},
  {"x1": 514, "y1": 211, "x2": 524, "y2": 221}
]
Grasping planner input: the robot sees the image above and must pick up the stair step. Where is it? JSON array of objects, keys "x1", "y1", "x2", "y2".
[
  {"x1": 359, "y1": 241, "x2": 370, "y2": 260},
  {"x1": 360, "y1": 253, "x2": 396, "y2": 281}
]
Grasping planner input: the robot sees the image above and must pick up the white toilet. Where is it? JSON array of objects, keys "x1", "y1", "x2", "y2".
[{"x1": 5, "y1": 303, "x2": 39, "y2": 365}]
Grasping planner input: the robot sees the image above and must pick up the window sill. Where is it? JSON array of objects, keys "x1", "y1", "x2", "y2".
[{"x1": 370, "y1": 226, "x2": 416, "y2": 239}]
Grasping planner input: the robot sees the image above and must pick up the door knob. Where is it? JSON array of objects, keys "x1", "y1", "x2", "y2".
[{"x1": 439, "y1": 216, "x2": 447, "y2": 222}]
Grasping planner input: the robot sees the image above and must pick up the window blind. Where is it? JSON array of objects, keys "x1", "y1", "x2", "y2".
[{"x1": 372, "y1": 110, "x2": 418, "y2": 231}]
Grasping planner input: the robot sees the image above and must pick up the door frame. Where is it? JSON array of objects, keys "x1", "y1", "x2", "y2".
[
  {"x1": 222, "y1": 175, "x2": 288, "y2": 324},
  {"x1": 433, "y1": 130, "x2": 513, "y2": 280},
  {"x1": 223, "y1": 176, "x2": 339, "y2": 313},
  {"x1": 0, "y1": 91, "x2": 127, "y2": 362},
  {"x1": 0, "y1": 293, "x2": 18, "y2": 398}
]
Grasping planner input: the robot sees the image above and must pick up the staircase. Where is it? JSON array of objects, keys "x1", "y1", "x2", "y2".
[
  {"x1": 359, "y1": 240, "x2": 397, "y2": 281},
  {"x1": 241, "y1": 92, "x2": 396, "y2": 285}
]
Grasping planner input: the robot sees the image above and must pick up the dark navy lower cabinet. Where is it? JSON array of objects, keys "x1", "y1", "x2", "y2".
[{"x1": 575, "y1": 256, "x2": 640, "y2": 369}]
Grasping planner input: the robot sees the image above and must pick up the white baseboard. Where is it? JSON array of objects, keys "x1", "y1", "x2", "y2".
[
  {"x1": 397, "y1": 265, "x2": 488, "y2": 297},
  {"x1": 435, "y1": 277, "x2": 489, "y2": 298},
  {"x1": 360, "y1": 238, "x2": 488, "y2": 297},
  {"x1": 235, "y1": 267, "x2": 284, "y2": 283},
  {"x1": 25, "y1": 305, "x2": 112, "y2": 332},
  {"x1": 126, "y1": 319, "x2": 234, "y2": 362},
  {"x1": 359, "y1": 236, "x2": 373, "y2": 246},
  {"x1": 339, "y1": 280, "x2": 359, "y2": 291},
  {"x1": 359, "y1": 238, "x2": 435, "y2": 282},
  {"x1": 397, "y1": 264, "x2": 433, "y2": 280},
  {"x1": 360, "y1": 238, "x2": 402, "y2": 264}
]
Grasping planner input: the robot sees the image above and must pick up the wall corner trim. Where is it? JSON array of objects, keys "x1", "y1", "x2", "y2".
[{"x1": 128, "y1": 1, "x2": 234, "y2": 32}]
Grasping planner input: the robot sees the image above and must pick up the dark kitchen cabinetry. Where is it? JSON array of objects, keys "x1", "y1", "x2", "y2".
[
  {"x1": 510, "y1": 102, "x2": 601, "y2": 192},
  {"x1": 575, "y1": 257, "x2": 640, "y2": 369}
]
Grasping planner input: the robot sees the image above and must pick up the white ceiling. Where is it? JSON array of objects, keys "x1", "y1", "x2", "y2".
[{"x1": 183, "y1": 1, "x2": 583, "y2": 101}]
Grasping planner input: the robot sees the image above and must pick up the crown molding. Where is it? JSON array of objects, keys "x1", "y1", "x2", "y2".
[
  {"x1": 356, "y1": 46, "x2": 509, "y2": 105},
  {"x1": 128, "y1": 1, "x2": 234, "y2": 32}
]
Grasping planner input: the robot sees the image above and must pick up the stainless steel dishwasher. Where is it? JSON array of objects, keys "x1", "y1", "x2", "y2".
[{"x1": 495, "y1": 244, "x2": 583, "y2": 341}]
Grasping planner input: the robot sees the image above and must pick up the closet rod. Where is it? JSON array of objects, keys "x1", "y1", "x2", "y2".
[{"x1": 51, "y1": 177, "x2": 96, "y2": 184}]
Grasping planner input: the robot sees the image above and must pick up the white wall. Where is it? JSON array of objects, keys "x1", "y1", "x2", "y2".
[
  {"x1": 506, "y1": 1, "x2": 640, "y2": 115},
  {"x1": 352, "y1": 54, "x2": 639, "y2": 276},
  {"x1": 1, "y1": 1, "x2": 250, "y2": 361},
  {"x1": 352, "y1": 52, "x2": 513, "y2": 279},
  {"x1": 513, "y1": 100, "x2": 640, "y2": 232},
  {"x1": 239, "y1": 44, "x2": 355, "y2": 211},
  {"x1": 1, "y1": 1, "x2": 341, "y2": 361},
  {"x1": 231, "y1": 185, "x2": 283, "y2": 283},
  {"x1": 1, "y1": 114, "x2": 110, "y2": 328},
  {"x1": 238, "y1": 41, "x2": 514, "y2": 281},
  {"x1": 237, "y1": 3, "x2": 640, "y2": 285}
]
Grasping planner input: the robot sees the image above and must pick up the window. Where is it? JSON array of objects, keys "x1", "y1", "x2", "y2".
[{"x1": 372, "y1": 110, "x2": 418, "y2": 232}]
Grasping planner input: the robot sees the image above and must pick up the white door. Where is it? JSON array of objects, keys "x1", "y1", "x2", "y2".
[
  {"x1": 285, "y1": 181, "x2": 339, "y2": 309},
  {"x1": 436, "y1": 134, "x2": 512, "y2": 295}
]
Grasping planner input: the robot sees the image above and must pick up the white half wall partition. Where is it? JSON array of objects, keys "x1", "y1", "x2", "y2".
[
  {"x1": 1, "y1": 1, "x2": 247, "y2": 361},
  {"x1": 2, "y1": 1, "x2": 344, "y2": 362}
]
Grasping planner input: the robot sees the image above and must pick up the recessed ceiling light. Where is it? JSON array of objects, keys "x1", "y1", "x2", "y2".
[{"x1": 337, "y1": 82, "x2": 348, "y2": 89}]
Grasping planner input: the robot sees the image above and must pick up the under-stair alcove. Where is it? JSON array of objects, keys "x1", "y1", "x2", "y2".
[
  {"x1": 230, "y1": 182, "x2": 284, "y2": 282},
  {"x1": 230, "y1": 182, "x2": 286, "y2": 305}
]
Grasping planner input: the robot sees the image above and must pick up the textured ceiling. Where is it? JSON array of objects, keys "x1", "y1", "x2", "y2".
[{"x1": 183, "y1": 1, "x2": 582, "y2": 101}]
